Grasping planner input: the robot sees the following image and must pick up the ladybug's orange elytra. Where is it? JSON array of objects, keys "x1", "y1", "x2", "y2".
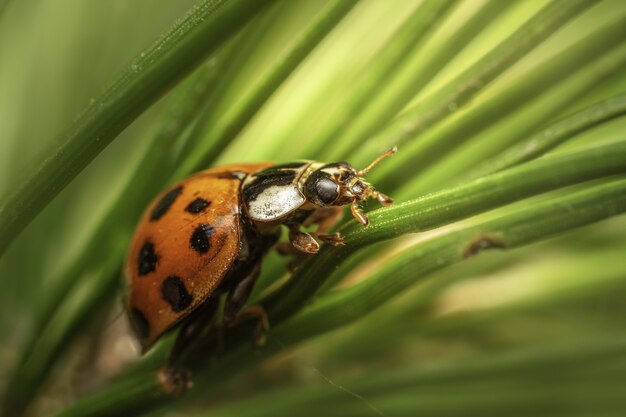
[{"x1": 126, "y1": 149, "x2": 396, "y2": 358}]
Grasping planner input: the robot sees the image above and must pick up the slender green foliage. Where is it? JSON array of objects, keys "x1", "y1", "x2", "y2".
[
  {"x1": 0, "y1": 0, "x2": 277, "y2": 257},
  {"x1": 349, "y1": 0, "x2": 599, "y2": 167}
]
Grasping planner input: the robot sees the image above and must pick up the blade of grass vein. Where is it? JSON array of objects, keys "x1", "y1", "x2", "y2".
[
  {"x1": 371, "y1": 15, "x2": 626, "y2": 192},
  {"x1": 318, "y1": 0, "x2": 514, "y2": 162},
  {"x1": 299, "y1": 0, "x2": 458, "y2": 159},
  {"x1": 264, "y1": 140, "x2": 626, "y2": 321},
  {"x1": 271, "y1": 176, "x2": 626, "y2": 344},
  {"x1": 4, "y1": 62, "x2": 221, "y2": 416},
  {"x1": 350, "y1": 0, "x2": 598, "y2": 168},
  {"x1": 0, "y1": 0, "x2": 277, "y2": 258},
  {"x1": 52, "y1": 144, "x2": 626, "y2": 417},
  {"x1": 396, "y1": 42, "x2": 626, "y2": 199},
  {"x1": 174, "y1": 0, "x2": 360, "y2": 178},
  {"x1": 2, "y1": 239, "x2": 126, "y2": 417}
]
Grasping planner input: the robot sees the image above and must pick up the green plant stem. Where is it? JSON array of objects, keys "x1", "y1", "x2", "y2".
[
  {"x1": 173, "y1": 0, "x2": 360, "y2": 179},
  {"x1": 265, "y1": 140, "x2": 626, "y2": 322},
  {"x1": 301, "y1": 0, "x2": 458, "y2": 158},
  {"x1": 395, "y1": 42, "x2": 626, "y2": 198},
  {"x1": 350, "y1": 0, "x2": 598, "y2": 168},
  {"x1": 54, "y1": 372, "x2": 168, "y2": 417},
  {"x1": 472, "y1": 92, "x2": 626, "y2": 176},
  {"x1": 370, "y1": 14, "x2": 626, "y2": 192},
  {"x1": 318, "y1": 0, "x2": 514, "y2": 162},
  {"x1": 0, "y1": 0, "x2": 277, "y2": 258},
  {"x1": 271, "y1": 177, "x2": 626, "y2": 343}
]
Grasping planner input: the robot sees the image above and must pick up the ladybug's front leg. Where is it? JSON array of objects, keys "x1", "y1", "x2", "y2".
[
  {"x1": 305, "y1": 206, "x2": 345, "y2": 246},
  {"x1": 278, "y1": 207, "x2": 345, "y2": 255}
]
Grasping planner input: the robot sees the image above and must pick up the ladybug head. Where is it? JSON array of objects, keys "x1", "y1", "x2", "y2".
[{"x1": 303, "y1": 147, "x2": 397, "y2": 226}]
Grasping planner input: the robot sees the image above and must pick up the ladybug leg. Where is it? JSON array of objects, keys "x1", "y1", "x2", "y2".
[
  {"x1": 223, "y1": 263, "x2": 261, "y2": 323},
  {"x1": 223, "y1": 263, "x2": 269, "y2": 347},
  {"x1": 287, "y1": 224, "x2": 320, "y2": 254},
  {"x1": 226, "y1": 305, "x2": 270, "y2": 348},
  {"x1": 307, "y1": 207, "x2": 345, "y2": 246},
  {"x1": 169, "y1": 296, "x2": 220, "y2": 364}
]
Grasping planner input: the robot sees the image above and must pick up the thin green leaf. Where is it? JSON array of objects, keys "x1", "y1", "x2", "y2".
[
  {"x1": 173, "y1": 0, "x2": 360, "y2": 179},
  {"x1": 371, "y1": 14, "x2": 626, "y2": 192},
  {"x1": 351, "y1": 0, "x2": 599, "y2": 168},
  {"x1": 273, "y1": 177, "x2": 626, "y2": 343},
  {"x1": 396, "y1": 41, "x2": 626, "y2": 198},
  {"x1": 473, "y1": 92, "x2": 626, "y2": 176},
  {"x1": 301, "y1": 0, "x2": 459, "y2": 158},
  {"x1": 0, "y1": 0, "x2": 277, "y2": 257}
]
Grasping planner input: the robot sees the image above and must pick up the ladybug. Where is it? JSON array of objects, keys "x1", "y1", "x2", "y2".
[{"x1": 125, "y1": 147, "x2": 396, "y2": 360}]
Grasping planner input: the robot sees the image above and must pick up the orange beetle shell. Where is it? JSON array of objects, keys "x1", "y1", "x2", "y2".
[{"x1": 126, "y1": 162, "x2": 271, "y2": 349}]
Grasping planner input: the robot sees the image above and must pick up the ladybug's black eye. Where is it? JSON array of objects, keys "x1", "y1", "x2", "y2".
[{"x1": 316, "y1": 178, "x2": 339, "y2": 204}]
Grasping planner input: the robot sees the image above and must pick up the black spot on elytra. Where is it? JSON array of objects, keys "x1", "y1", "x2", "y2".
[
  {"x1": 243, "y1": 170, "x2": 296, "y2": 202},
  {"x1": 130, "y1": 308, "x2": 150, "y2": 338},
  {"x1": 190, "y1": 224, "x2": 216, "y2": 253},
  {"x1": 150, "y1": 185, "x2": 183, "y2": 221},
  {"x1": 162, "y1": 276, "x2": 193, "y2": 312},
  {"x1": 185, "y1": 198, "x2": 211, "y2": 214},
  {"x1": 138, "y1": 241, "x2": 159, "y2": 275}
]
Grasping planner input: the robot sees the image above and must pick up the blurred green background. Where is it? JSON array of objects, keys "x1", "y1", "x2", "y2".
[{"x1": 1, "y1": 1, "x2": 626, "y2": 416}]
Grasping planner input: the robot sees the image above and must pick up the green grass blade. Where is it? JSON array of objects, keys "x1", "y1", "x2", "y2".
[
  {"x1": 300, "y1": 0, "x2": 458, "y2": 158},
  {"x1": 53, "y1": 372, "x2": 169, "y2": 417},
  {"x1": 371, "y1": 14, "x2": 626, "y2": 192},
  {"x1": 320, "y1": 0, "x2": 514, "y2": 162},
  {"x1": 351, "y1": 0, "x2": 598, "y2": 168},
  {"x1": 471, "y1": 92, "x2": 626, "y2": 176},
  {"x1": 0, "y1": 0, "x2": 277, "y2": 257},
  {"x1": 272, "y1": 177, "x2": 626, "y2": 344},
  {"x1": 395, "y1": 42, "x2": 626, "y2": 198},
  {"x1": 173, "y1": 0, "x2": 360, "y2": 179}
]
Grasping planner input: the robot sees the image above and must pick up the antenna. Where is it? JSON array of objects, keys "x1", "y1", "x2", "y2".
[{"x1": 356, "y1": 146, "x2": 397, "y2": 177}]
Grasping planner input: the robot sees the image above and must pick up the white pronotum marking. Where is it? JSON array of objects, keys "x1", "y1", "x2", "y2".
[{"x1": 247, "y1": 185, "x2": 305, "y2": 221}]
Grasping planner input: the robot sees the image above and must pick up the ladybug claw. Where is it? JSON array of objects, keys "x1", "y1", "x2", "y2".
[
  {"x1": 288, "y1": 228, "x2": 320, "y2": 254},
  {"x1": 226, "y1": 305, "x2": 270, "y2": 350},
  {"x1": 314, "y1": 232, "x2": 345, "y2": 246}
]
